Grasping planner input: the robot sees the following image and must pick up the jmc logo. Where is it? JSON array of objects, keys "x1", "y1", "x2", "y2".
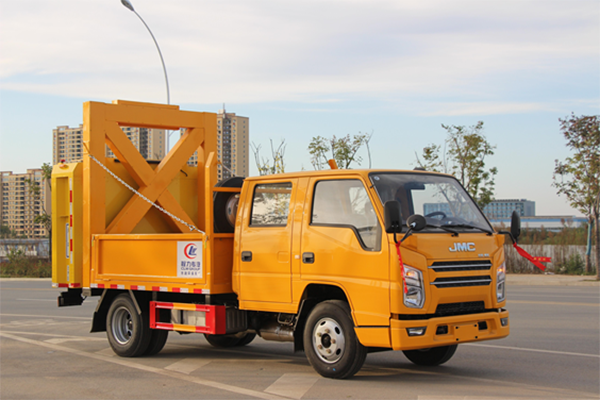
[{"x1": 449, "y1": 242, "x2": 476, "y2": 252}]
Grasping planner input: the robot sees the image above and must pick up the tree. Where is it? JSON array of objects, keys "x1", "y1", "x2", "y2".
[
  {"x1": 23, "y1": 164, "x2": 52, "y2": 258},
  {"x1": 308, "y1": 132, "x2": 373, "y2": 170},
  {"x1": 1, "y1": 225, "x2": 17, "y2": 238},
  {"x1": 251, "y1": 139, "x2": 287, "y2": 176},
  {"x1": 552, "y1": 114, "x2": 599, "y2": 278},
  {"x1": 416, "y1": 122, "x2": 497, "y2": 208}
]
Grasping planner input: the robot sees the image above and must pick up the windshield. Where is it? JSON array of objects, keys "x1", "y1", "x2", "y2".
[{"x1": 369, "y1": 172, "x2": 492, "y2": 232}]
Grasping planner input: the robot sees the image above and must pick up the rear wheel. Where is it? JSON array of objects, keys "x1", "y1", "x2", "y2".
[
  {"x1": 144, "y1": 329, "x2": 168, "y2": 356},
  {"x1": 303, "y1": 300, "x2": 367, "y2": 379},
  {"x1": 402, "y1": 345, "x2": 457, "y2": 366},
  {"x1": 106, "y1": 294, "x2": 151, "y2": 357},
  {"x1": 204, "y1": 332, "x2": 255, "y2": 348}
]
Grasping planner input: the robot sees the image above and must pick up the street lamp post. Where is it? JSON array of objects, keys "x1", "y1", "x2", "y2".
[{"x1": 120, "y1": 0, "x2": 173, "y2": 155}]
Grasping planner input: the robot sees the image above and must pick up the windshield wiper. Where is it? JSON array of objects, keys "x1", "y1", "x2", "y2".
[
  {"x1": 426, "y1": 224, "x2": 459, "y2": 237},
  {"x1": 441, "y1": 223, "x2": 493, "y2": 236}
]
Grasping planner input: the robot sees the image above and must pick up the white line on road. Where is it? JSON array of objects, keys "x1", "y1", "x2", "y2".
[
  {"x1": 0, "y1": 332, "x2": 287, "y2": 400},
  {"x1": 165, "y1": 358, "x2": 212, "y2": 374},
  {"x1": 418, "y1": 397, "x2": 541, "y2": 400},
  {"x1": 264, "y1": 373, "x2": 319, "y2": 399},
  {"x1": 0, "y1": 313, "x2": 90, "y2": 320},
  {"x1": 463, "y1": 343, "x2": 600, "y2": 358},
  {"x1": 15, "y1": 298, "x2": 58, "y2": 302}
]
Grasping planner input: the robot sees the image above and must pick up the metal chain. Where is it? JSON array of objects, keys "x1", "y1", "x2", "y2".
[{"x1": 86, "y1": 154, "x2": 205, "y2": 234}]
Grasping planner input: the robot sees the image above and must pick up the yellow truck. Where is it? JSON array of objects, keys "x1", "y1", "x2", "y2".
[{"x1": 52, "y1": 100, "x2": 514, "y2": 379}]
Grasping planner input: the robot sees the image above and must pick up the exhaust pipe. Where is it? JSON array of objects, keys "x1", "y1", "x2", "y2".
[{"x1": 258, "y1": 320, "x2": 294, "y2": 342}]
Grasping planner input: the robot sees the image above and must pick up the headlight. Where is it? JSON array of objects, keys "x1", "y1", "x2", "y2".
[
  {"x1": 404, "y1": 266, "x2": 425, "y2": 308},
  {"x1": 496, "y1": 262, "x2": 506, "y2": 302}
]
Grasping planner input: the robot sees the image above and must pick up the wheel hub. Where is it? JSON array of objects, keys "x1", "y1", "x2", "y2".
[
  {"x1": 312, "y1": 317, "x2": 345, "y2": 364},
  {"x1": 112, "y1": 306, "x2": 133, "y2": 345}
]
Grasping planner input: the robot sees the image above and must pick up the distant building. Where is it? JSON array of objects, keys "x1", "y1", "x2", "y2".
[
  {"x1": 53, "y1": 125, "x2": 166, "y2": 164},
  {"x1": 185, "y1": 108, "x2": 249, "y2": 180},
  {"x1": 53, "y1": 124, "x2": 84, "y2": 165},
  {"x1": 105, "y1": 127, "x2": 166, "y2": 161},
  {"x1": 489, "y1": 216, "x2": 586, "y2": 232},
  {"x1": 423, "y1": 203, "x2": 452, "y2": 216},
  {"x1": 0, "y1": 169, "x2": 50, "y2": 238},
  {"x1": 483, "y1": 199, "x2": 535, "y2": 219}
]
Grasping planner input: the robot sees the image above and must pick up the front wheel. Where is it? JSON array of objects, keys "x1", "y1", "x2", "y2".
[
  {"x1": 402, "y1": 345, "x2": 457, "y2": 366},
  {"x1": 106, "y1": 294, "x2": 151, "y2": 357},
  {"x1": 303, "y1": 300, "x2": 367, "y2": 379}
]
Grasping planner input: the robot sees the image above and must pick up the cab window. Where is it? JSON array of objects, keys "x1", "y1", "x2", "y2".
[
  {"x1": 250, "y1": 182, "x2": 292, "y2": 226},
  {"x1": 311, "y1": 179, "x2": 381, "y2": 251}
]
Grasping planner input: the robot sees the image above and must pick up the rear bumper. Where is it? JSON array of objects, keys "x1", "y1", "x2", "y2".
[{"x1": 390, "y1": 309, "x2": 509, "y2": 351}]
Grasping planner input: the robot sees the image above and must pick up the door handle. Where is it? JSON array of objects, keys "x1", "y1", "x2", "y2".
[
  {"x1": 302, "y1": 252, "x2": 315, "y2": 264},
  {"x1": 241, "y1": 251, "x2": 252, "y2": 262}
]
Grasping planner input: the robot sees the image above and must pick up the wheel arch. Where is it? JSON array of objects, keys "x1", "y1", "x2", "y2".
[
  {"x1": 91, "y1": 289, "x2": 150, "y2": 333},
  {"x1": 293, "y1": 283, "x2": 352, "y2": 352}
]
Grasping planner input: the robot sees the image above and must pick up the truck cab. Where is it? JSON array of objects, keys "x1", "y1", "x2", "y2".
[{"x1": 232, "y1": 169, "x2": 509, "y2": 377}]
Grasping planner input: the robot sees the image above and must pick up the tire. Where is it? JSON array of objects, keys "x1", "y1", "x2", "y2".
[
  {"x1": 106, "y1": 294, "x2": 151, "y2": 357},
  {"x1": 402, "y1": 345, "x2": 458, "y2": 366},
  {"x1": 213, "y1": 177, "x2": 244, "y2": 233},
  {"x1": 303, "y1": 300, "x2": 367, "y2": 379},
  {"x1": 144, "y1": 329, "x2": 169, "y2": 356},
  {"x1": 235, "y1": 332, "x2": 256, "y2": 347},
  {"x1": 204, "y1": 333, "x2": 242, "y2": 348}
]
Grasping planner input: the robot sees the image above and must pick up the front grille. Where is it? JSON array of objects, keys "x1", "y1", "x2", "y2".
[
  {"x1": 431, "y1": 275, "x2": 492, "y2": 288},
  {"x1": 435, "y1": 301, "x2": 485, "y2": 316},
  {"x1": 429, "y1": 260, "x2": 492, "y2": 272}
]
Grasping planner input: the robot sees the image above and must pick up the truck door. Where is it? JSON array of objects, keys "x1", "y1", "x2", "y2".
[
  {"x1": 238, "y1": 179, "x2": 297, "y2": 306},
  {"x1": 300, "y1": 178, "x2": 389, "y2": 327}
]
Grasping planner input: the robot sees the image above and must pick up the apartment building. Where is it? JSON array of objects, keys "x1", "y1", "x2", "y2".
[
  {"x1": 185, "y1": 109, "x2": 249, "y2": 180},
  {"x1": 0, "y1": 169, "x2": 50, "y2": 238},
  {"x1": 53, "y1": 125, "x2": 84, "y2": 164},
  {"x1": 53, "y1": 125, "x2": 165, "y2": 164}
]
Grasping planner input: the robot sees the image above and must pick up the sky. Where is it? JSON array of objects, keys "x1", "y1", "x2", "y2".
[{"x1": 0, "y1": 0, "x2": 598, "y2": 216}]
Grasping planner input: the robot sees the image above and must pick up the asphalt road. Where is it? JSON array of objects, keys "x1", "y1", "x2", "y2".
[{"x1": 1, "y1": 279, "x2": 598, "y2": 399}]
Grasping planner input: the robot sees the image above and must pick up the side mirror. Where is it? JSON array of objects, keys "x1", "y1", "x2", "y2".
[
  {"x1": 510, "y1": 211, "x2": 521, "y2": 241},
  {"x1": 384, "y1": 200, "x2": 402, "y2": 233},
  {"x1": 406, "y1": 214, "x2": 426, "y2": 232}
]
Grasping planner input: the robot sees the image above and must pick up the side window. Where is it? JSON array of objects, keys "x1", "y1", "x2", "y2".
[
  {"x1": 312, "y1": 180, "x2": 381, "y2": 251},
  {"x1": 250, "y1": 182, "x2": 292, "y2": 226}
]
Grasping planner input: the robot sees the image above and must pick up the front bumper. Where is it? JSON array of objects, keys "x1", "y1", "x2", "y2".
[{"x1": 390, "y1": 309, "x2": 509, "y2": 351}]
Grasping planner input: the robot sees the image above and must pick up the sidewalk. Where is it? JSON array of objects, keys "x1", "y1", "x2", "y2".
[{"x1": 507, "y1": 274, "x2": 600, "y2": 287}]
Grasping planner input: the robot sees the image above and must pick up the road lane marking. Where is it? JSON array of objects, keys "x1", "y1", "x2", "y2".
[
  {"x1": 0, "y1": 313, "x2": 90, "y2": 320},
  {"x1": 463, "y1": 343, "x2": 600, "y2": 358},
  {"x1": 0, "y1": 331, "x2": 105, "y2": 340},
  {"x1": 418, "y1": 396, "x2": 581, "y2": 400},
  {"x1": 0, "y1": 332, "x2": 286, "y2": 400},
  {"x1": 44, "y1": 337, "x2": 101, "y2": 344},
  {"x1": 165, "y1": 358, "x2": 212, "y2": 374},
  {"x1": 264, "y1": 373, "x2": 319, "y2": 399},
  {"x1": 95, "y1": 348, "x2": 116, "y2": 356},
  {"x1": 0, "y1": 319, "x2": 88, "y2": 328},
  {"x1": 16, "y1": 298, "x2": 58, "y2": 302},
  {"x1": 508, "y1": 300, "x2": 599, "y2": 307}
]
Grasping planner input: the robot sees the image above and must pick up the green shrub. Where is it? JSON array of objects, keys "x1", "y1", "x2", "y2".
[
  {"x1": 0, "y1": 249, "x2": 51, "y2": 277},
  {"x1": 557, "y1": 253, "x2": 586, "y2": 275}
]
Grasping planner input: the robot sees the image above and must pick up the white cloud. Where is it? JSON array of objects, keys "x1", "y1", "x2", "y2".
[{"x1": 0, "y1": 0, "x2": 598, "y2": 111}]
